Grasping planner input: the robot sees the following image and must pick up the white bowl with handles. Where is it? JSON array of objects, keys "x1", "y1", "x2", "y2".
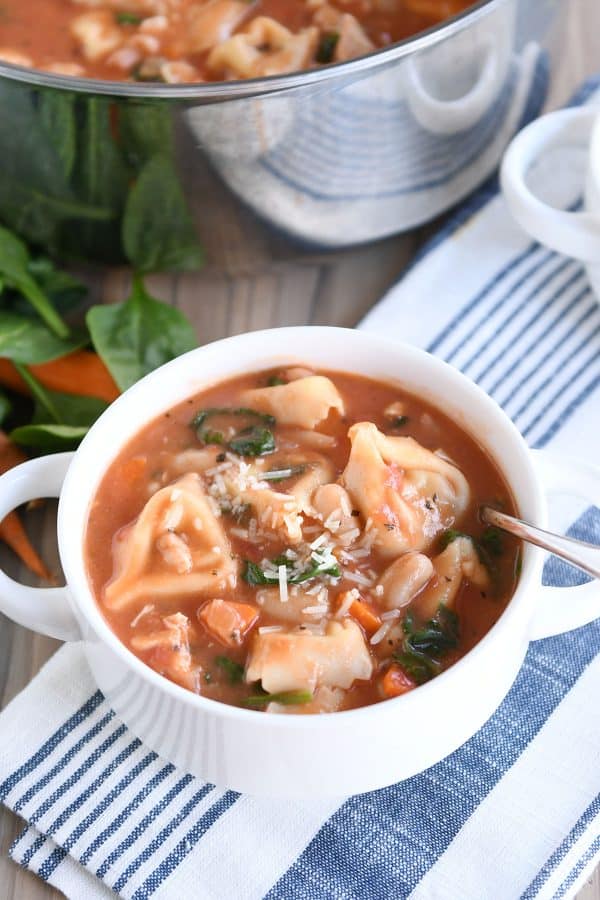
[
  {"x1": 0, "y1": 327, "x2": 598, "y2": 798},
  {"x1": 501, "y1": 106, "x2": 600, "y2": 299}
]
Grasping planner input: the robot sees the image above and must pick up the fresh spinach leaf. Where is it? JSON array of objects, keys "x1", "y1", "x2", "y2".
[
  {"x1": 122, "y1": 154, "x2": 204, "y2": 273},
  {"x1": 0, "y1": 226, "x2": 69, "y2": 337},
  {"x1": 86, "y1": 275, "x2": 197, "y2": 391},
  {"x1": 10, "y1": 423, "x2": 91, "y2": 452},
  {"x1": 215, "y1": 656, "x2": 245, "y2": 684},
  {"x1": 10, "y1": 364, "x2": 107, "y2": 450},
  {"x1": 15, "y1": 364, "x2": 107, "y2": 427},
  {"x1": 0, "y1": 81, "x2": 112, "y2": 251},
  {"x1": 0, "y1": 311, "x2": 88, "y2": 363},
  {"x1": 118, "y1": 103, "x2": 174, "y2": 168},
  {"x1": 38, "y1": 92, "x2": 77, "y2": 180},
  {"x1": 26, "y1": 258, "x2": 88, "y2": 315}
]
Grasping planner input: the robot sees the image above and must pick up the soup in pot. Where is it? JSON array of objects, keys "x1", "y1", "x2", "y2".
[
  {"x1": 0, "y1": 0, "x2": 473, "y2": 82},
  {"x1": 85, "y1": 367, "x2": 521, "y2": 714}
]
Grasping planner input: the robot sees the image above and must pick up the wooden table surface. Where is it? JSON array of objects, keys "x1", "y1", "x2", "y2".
[{"x1": 1, "y1": 2, "x2": 598, "y2": 896}]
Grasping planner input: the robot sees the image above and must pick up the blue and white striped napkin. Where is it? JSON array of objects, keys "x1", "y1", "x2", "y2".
[{"x1": 1, "y1": 78, "x2": 600, "y2": 900}]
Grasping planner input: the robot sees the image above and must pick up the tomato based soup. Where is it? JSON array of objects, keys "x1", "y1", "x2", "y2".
[
  {"x1": 85, "y1": 367, "x2": 520, "y2": 714},
  {"x1": 0, "y1": 0, "x2": 473, "y2": 83}
]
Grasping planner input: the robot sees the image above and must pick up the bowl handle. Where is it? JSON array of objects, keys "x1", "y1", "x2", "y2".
[
  {"x1": 501, "y1": 107, "x2": 600, "y2": 262},
  {"x1": 529, "y1": 448, "x2": 600, "y2": 640},
  {"x1": 0, "y1": 453, "x2": 80, "y2": 641}
]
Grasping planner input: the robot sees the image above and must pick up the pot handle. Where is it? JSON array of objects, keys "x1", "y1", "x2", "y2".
[
  {"x1": 404, "y1": 36, "x2": 503, "y2": 135},
  {"x1": 501, "y1": 107, "x2": 600, "y2": 262},
  {"x1": 0, "y1": 453, "x2": 80, "y2": 642},
  {"x1": 529, "y1": 448, "x2": 600, "y2": 641}
]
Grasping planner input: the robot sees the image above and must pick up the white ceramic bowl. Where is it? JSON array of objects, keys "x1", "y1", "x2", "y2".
[
  {"x1": 0, "y1": 327, "x2": 598, "y2": 798},
  {"x1": 501, "y1": 107, "x2": 600, "y2": 299}
]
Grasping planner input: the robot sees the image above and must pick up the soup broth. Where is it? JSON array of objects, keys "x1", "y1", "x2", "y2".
[
  {"x1": 0, "y1": 0, "x2": 473, "y2": 83},
  {"x1": 86, "y1": 367, "x2": 520, "y2": 714}
]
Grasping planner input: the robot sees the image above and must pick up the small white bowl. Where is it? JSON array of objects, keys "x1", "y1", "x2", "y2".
[
  {"x1": 0, "y1": 327, "x2": 598, "y2": 797},
  {"x1": 501, "y1": 107, "x2": 600, "y2": 299}
]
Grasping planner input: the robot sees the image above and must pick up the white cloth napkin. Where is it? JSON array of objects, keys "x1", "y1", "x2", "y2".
[{"x1": 1, "y1": 79, "x2": 599, "y2": 900}]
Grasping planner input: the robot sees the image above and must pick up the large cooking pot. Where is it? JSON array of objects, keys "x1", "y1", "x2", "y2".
[{"x1": 0, "y1": 0, "x2": 564, "y2": 265}]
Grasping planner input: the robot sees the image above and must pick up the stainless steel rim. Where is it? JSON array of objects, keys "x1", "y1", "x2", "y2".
[{"x1": 0, "y1": 0, "x2": 501, "y2": 99}]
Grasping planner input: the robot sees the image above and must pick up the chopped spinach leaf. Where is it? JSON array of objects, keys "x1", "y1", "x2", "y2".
[
  {"x1": 242, "y1": 690, "x2": 313, "y2": 707},
  {"x1": 392, "y1": 415, "x2": 409, "y2": 428},
  {"x1": 316, "y1": 32, "x2": 339, "y2": 64},
  {"x1": 116, "y1": 11, "x2": 142, "y2": 24},
  {"x1": 438, "y1": 529, "x2": 468, "y2": 551},
  {"x1": 200, "y1": 429, "x2": 225, "y2": 446},
  {"x1": 243, "y1": 561, "x2": 270, "y2": 586},
  {"x1": 229, "y1": 425, "x2": 275, "y2": 457},
  {"x1": 267, "y1": 375, "x2": 286, "y2": 386},
  {"x1": 242, "y1": 549, "x2": 340, "y2": 586},
  {"x1": 393, "y1": 605, "x2": 459, "y2": 685},
  {"x1": 392, "y1": 651, "x2": 437, "y2": 685},
  {"x1": 403, "y1": 605, "x2": 459, "y2": 657},
  {"x1": 215, "y1": 655, "x2": 245, "y2": 684},
  {"x1": 191, "y1": 407, "x2": 276, "y2": 430},
  {"x1": 480, "y1": 526, "x2": 504, "y2": 557}
]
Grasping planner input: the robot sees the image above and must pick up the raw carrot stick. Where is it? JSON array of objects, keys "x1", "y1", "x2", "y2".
[
  {"x1": 0, "y1": 351, "x2": 120, "y2": 403},
  {"x1": 381, "y1": 664, "x2": 416, "y2": 698},
  {"x1": 0, "y1": 430, "x2": 52, "y2": 581},
  {"x1": 0, "y1": 430, "x2": 27, "y2": 473},
  {"x1": 0, "y1": 513, "x2": 52, "y2": 581}
]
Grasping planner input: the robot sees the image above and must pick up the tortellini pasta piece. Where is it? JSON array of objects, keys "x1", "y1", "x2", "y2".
[
  {"x1": 207, "y1": 17, "x2": 319, "y2": 79},
  {"x1": 415, "y1": 536, "x2": 490, "y2": 619},
  {"x1": 341, "y1": 422, "x2": 470, "y2": 557},
  {"x1": 130, "y1": 612, "x2": 199, "y2": 692},
  {"x1": 105, "y1": 473, "x2": 237, "y2": 610},
  {"x1": 245, "y1": 619, "x2": 373, "y2": 693},
  {"x1": 377, "y1": 552, "x2": 434, "y2": 610},
  {"x1": 186, "y1": 0, "x2": 250, "y2": 53},
  {"x1": 240, "y1": 376, "x2": 344, "y2": 429},
  {"x1": 70, "y1": 10, "x2": 124, "y2": 61}
]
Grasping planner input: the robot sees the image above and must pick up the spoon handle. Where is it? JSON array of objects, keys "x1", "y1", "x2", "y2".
[{"x1": 482, "y1": 507, "x2": 600, "y2": 580}]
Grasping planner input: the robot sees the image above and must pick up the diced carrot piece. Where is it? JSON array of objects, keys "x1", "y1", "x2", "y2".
[
  {"x1": 349, "y1": 599, "x2": 381, "y2": 636},
  {"x1": 198, "y1": 598, "x2": 258, "y2": 647},
  {"x1": 382, "y1": 664, "x2": 417, "y2": 698}
]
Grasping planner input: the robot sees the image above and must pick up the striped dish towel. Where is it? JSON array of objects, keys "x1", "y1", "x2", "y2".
[{"x1": 1, "y1": 79, "x2": 600, "y2": 900}]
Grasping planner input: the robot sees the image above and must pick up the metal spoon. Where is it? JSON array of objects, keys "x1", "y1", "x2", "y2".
[{"x1": 481, "y1": 507, "x2": 600, "y2": 580}]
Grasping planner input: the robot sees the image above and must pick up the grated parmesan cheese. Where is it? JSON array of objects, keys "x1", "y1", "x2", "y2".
[{"x1": 278, "y1": 565, "x2": 288, "y2": 603}]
